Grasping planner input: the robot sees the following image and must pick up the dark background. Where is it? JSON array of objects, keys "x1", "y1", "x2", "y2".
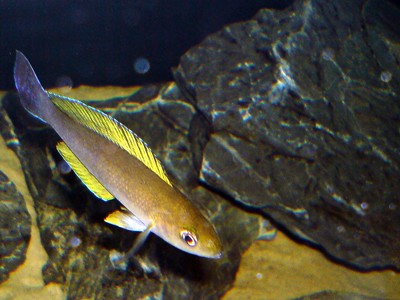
[{"x1": 0, "y1": 0, "x2": 293, "y2": 90}]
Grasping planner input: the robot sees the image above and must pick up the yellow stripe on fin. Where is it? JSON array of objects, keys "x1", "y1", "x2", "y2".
[
  {"x1": 56, "y1": 141, "x2": 114, "y2": 200},
  {"x1": 50, "y1": 93, "x2": 172, "y2": 187}
]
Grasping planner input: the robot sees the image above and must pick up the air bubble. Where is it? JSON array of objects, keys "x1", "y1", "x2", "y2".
[
  {"x1": 69, "y1": 236, "x2": 81, "y2": 248},
  {"x1": 58, "y1": 160, "x2": 72, "y2": 175},
  {"x1": 360, "y1": 202, "x2": 369, "y2": 210},
  {"x1": 109, "y1": 250, "x2": 128, "y2": 271},
  {"x1": 55, "y1": 75, "x2": 73, "y2": 93},
  {"x1": 336, "y1": 225, "x2": 345, "y2": 233},
  {"x1": 380, "y1": 71, "x2": 392, "y2": 83},
  {"x1": 134, "y1": 57, "x2": 150, "y2": 74}
]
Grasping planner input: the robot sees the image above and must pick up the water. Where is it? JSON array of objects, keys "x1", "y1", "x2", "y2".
[{"x1": 1, "y1": 1, "x2": 399, "y2": 299}]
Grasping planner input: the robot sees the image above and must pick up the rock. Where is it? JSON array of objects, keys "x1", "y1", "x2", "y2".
[
  {"x1": 0, "y1": 98, "x2": 31, "y2": 283},
  {"x1": 0, "y1": 100, "x2": 63, "y2": 298},
  {"x1": 1, "y1": 0, "x2": 399, "y2": 298},
  {"x1": 223, "y1": 232, "x2": 400, "y2": 300},
  {"x1": 0, "y1": 85, "x2": 263, "y2": 299},
  {"x1": 174, "y1": 0, "x2": 400, "y2": 269},
  {"x1": 0, "y1": 170, "x2": 31, "y2": 283},
  {"x1": 295, "y1": 291, "x2": 384, "y2": 300}
]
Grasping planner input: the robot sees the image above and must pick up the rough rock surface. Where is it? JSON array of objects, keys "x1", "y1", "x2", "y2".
[
  {"x1": 0, "y1": 0, "x2": 399, "y2": 298},
  {"x1": 0, "y1": 120, "x2": 63, "y2": 299},
  {"x1": 0, "y1": 86, "x2": 265, "y2": 299},
  {"x1": 174, "y1": 0, "x2": 400, "y2": 269},
  {"x1": 0, "y1": 169, "x2": 31, "y2": 283},
  {"x1": 0, "y1": 96, "x2": 32, "y2": 283}
]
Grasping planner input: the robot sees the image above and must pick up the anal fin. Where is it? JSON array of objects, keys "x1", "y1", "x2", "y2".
[
  {"x1": 104, "y1": 209, "x2": 147, "y2": 232},
  {"x1": 56, "y1": 142, "x2": 114, "y2": 201}
]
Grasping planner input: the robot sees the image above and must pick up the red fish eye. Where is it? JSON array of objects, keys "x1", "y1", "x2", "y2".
[{"x1": 180, "y1": 230, "x2": 197, "y2": 247}]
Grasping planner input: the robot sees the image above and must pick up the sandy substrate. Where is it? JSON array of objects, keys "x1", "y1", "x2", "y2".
[
  {"x1": 223, "y1": 231, "x2": 399, "y2": 300},
  {"x1": 0, "y1": 133, "x2": 64, "y2": 300}
]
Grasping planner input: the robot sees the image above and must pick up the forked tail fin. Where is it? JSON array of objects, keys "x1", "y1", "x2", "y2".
[{"x1": 14, "y1": 51, "x2": 51, "y2": 122}]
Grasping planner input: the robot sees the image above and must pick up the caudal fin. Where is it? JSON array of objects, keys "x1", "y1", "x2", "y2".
[{"x1": 14, "y1": 51, "x2": 50, "y2": 122}]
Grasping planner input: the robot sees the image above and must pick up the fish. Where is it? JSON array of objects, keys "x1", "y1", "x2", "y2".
[{"x1": 14, "y1": 51, "x2": 222, "y2": 259}]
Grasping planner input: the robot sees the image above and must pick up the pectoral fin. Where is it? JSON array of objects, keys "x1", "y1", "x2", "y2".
[
  {"x1": 124, "y1": 223, "x2": 154, "y2": 258},
  {"x1": 110, "y1": 222, "x2": 154, "y2": 266},
  {"x1": 56, "y1": 142, "x2": 114, "y2": 201},
  {"x1": 104, "y1": 209, "x2": 147, "y2": 232}
]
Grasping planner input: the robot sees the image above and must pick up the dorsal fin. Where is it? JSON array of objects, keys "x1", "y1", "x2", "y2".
[
  {"x1": 50, "y1": 93, "x2": 172, "y2": 187},
  {"x1": 56, "y1": 142, "x2": 115, "y2": 200}
]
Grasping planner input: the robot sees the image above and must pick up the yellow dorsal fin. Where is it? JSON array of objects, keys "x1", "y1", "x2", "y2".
[
  {"x1": 50, "y1": 93, "x2": 172, "y2": 187},
  {"x1": 56, "y1": 141, "x2": 114, "y2": 200}
]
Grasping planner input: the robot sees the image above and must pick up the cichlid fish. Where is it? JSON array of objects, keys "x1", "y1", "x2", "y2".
[{"x1": 14, "y1": 51, "x2": 222, "y2": 259}]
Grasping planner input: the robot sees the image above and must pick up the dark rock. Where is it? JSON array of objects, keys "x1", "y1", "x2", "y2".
[
  {"x1": 174, "y1": 0, "x2": 400, "y2": 269},
  {"x1": 1, "y1": 0, "x2": 399, "y2": 297},
  {"x1": 0, "y1": 96, "x2": 31, "y2": 284},
  {"x1": 0, "y1": 169, "x2": 31, "y2": 283},
  {"x1": 295, "y1": 290, "x2": 383, "y2": 300},
  {"x1": 0, "y1": 84, "x2": 263, "y2": 299}
]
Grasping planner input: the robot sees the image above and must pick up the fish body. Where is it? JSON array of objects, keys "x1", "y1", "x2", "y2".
[{"x1": 14, "y1": 51, "x2": 222, "y2": 258}]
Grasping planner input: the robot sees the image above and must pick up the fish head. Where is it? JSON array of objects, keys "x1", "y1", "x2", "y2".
[{"x1": 154, "y1": 208, "x2": 223, "y2": 259}]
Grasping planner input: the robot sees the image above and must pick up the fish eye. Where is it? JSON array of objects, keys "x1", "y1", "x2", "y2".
[{"x1": 180, "y1": 230, "x2": 197, "y2": 247}]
